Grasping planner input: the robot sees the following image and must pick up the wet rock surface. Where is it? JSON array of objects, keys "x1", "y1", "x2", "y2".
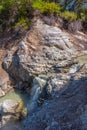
[
  {"x1": 24, "y1": 64, "x2": 87, "y2": 130},
  {"x1": 0, "y1": 99, "x2": 19, "y2": 129}
]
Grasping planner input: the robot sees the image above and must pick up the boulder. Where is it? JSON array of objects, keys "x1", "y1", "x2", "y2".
[
  {"x1": 3, "y1": 47, "x2": 31, "y2": 82},
  {"x1": 0, "y1": 100, "x2": 19, "y2": 129},
  {"x1": 1, "y1": 99, "x2": 18, "y2": 113}
]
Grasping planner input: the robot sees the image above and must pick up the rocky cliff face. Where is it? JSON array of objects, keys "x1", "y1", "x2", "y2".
[
  {"x1": 0, "y1": 18, "x2": 87, "y2": 130},
  {"x1": 2, "y1": 19, "x2": 83, "y2": 84}
]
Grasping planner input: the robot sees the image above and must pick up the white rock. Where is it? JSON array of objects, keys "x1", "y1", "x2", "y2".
[{"x1": 2, "y1": 99, "x2": 18, "y2": 113}]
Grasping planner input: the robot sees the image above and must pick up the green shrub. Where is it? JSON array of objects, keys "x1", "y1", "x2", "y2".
[
  {"x1": 79, "y1": 13, "x2": 86, "y2": 21},
  {"x1": 0, "y1": 0, "x2": 32, "y2": 31},
  {"x1": 32, "y1": 1, "x2": 61, "y2": 15},
  {"x1": 61, "y1": 11, "x2": 77, "y2": 22},
  {"x1": 32, "y1": 1, "x2": 77, "y2": 22},
  {"x1": 0, "y1": 5, "x2": 3, "y2": 13},
  {"x1": 77, "y1": 7, "x2": 87, "y2": 21},
  {"x1": 14, "y1": 17, "x2": 30, "y2": 30},
  {"x1": 0, "y1": 0, "x2": 86, "y2": 31}
]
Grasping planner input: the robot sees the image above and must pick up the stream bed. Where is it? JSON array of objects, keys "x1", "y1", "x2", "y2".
[{"x1": 0, "y1": 54, "x2": 87, "y2": 107}]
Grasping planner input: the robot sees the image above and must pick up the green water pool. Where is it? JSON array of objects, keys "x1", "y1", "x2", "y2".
[{"x1": 0, "y1": 89, "x2": 29, "y2": 107}]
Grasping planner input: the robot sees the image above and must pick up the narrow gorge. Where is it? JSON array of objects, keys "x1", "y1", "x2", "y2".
[{"x1": 0, "y1": 17, "x2": 87, "y2": 130}]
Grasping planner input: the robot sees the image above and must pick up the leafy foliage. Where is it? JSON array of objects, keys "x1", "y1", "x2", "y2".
[
  {"x1": 0, "y1": 0, "x2": 87, "y2": 32},
  {"x1": 0, "y1": 0, "x2": 32, "y2": 31},
  {"x1": 32, "y1": 0, "x2": 61, "y2": 15},
  {"x1": 14, "y1": 17, "x2": 30, "y2": 30},
  {"x1": 77, "y1": 7, "x2": 87, "y2": 21},
  {"x1": 61, "y1": 11, "x2": 77, "y2": 22}
]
